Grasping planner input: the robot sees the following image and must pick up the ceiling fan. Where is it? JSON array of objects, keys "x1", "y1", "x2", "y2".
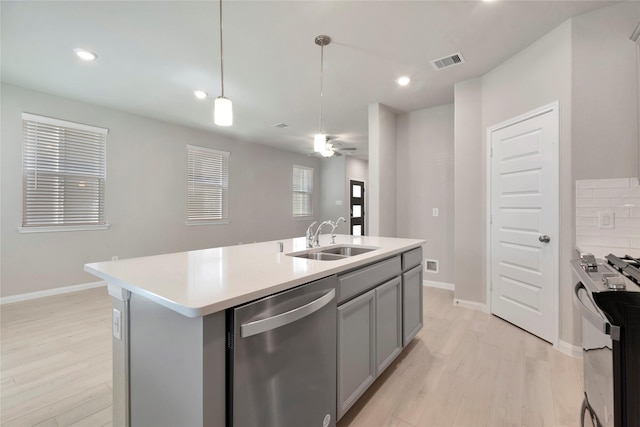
[{"x1": 308, "y1": 139, "x2": 357, "y2": 157}]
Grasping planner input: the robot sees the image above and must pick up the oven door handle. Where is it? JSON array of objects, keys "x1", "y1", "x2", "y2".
[{"x1": 573, "y1": 283, "x2": 620, "y2": 341}]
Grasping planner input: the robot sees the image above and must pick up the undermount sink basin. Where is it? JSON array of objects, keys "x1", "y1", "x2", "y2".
[
  {"x1": 319, "y1": 246, "x2": 377, "y2": 257},
  {"x1": 293, "y1": 252, "x2": 347, "y2": 261},
  {"x1": 287, "y1": 245, "x2": 379, "y2": 261}
]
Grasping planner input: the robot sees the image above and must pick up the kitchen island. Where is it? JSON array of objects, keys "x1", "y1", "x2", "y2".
[{"x1": 85, "y1": 234, "x2": 425, "y2": 427}]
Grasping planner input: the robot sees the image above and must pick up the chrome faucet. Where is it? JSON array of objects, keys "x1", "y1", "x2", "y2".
[
  {"x1": 312, "y1": 221, "x2": 332, "y2": 247},
  {"x1": 329, "y1": 217, "x2": 346, "y2": 244},
  {"x1": 306, "y1": 221, "x2": 317, "y2": 248}
]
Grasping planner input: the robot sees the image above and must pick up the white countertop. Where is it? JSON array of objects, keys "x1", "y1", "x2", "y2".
[
  {"x1": 575, "y1": 245, "x2": 640, "y2": 259},
  {"x1": 85, "y1": 235, "x2": 425, "y2": 317}
]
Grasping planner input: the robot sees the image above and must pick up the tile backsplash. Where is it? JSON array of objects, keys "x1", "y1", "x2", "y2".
[{"x1": 576, "y1": 177, "x2": 640, "y2": 249}]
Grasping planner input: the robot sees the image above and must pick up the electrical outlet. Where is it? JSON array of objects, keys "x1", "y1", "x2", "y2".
[
  {"x1": 112, "y1": 308, "x2": 121, "y2": 340},
  {"x1": 432, "y1": 208, "x2": 439, "y2": 217},
  {"x1": 111, "y1": 256, "x2": 118, "y2": 261},
  {"x1": 598, "y1": 211, "x2": 615, "y2": 229}
]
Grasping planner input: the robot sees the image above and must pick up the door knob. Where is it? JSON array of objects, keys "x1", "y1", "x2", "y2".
[{"x1": 539, "y1": 235, "x2": 551, "y2": 243}]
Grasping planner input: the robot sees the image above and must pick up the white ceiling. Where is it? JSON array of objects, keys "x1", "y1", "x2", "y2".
[{"x1": 1, "y1": 0, "x2": 618, "y2": 157}]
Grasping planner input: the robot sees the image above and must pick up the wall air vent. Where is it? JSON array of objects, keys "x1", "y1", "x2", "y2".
[
  {"x1": 425, "y1": 259, "x2": 439, "y2": 273},
  {"x1": 272, "y1": 123, "x2": 288, "y2": 128},
  {"x1": 430, "y1": 52, "x2": 465, "y2": 71}
]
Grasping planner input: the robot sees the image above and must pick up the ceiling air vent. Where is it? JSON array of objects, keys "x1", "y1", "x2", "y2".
[
  {"x1": 430, "y1": 52, "x2": 465, "y2": 71},
  {"x1": 272, "y1": 123, "x2": 288, "y2": 128}
]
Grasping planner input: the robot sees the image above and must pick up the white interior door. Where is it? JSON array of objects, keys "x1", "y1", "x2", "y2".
[{"x1": 489, "y1": 104, "x2": 559, "y2": 344}]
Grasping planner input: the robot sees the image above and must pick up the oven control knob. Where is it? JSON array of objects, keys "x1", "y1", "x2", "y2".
[{"x1": 539, "y1": 235, "x2": 551, "y2": 243}]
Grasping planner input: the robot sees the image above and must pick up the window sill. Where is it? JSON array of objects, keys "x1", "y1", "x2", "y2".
[
  {"x1": 186, "y1": 220, "x2": 231, "y2": 226},
  {"x1": 18, "y1": 224, "x2": 111, "y2": 234}
]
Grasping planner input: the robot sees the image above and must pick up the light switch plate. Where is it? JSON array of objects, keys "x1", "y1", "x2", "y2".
[
  {"x1": 432, "y1": 208, "x2": 439, "y2": 217},
  {"x1": 598, "y1": 211, "x2": 615, "y2": 229}
]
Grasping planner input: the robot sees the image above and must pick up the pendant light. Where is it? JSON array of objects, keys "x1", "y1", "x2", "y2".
[
  {"x1": 214, "y1": 0, "x2": 232, "y2": 126},
  {"x1": 314, "y1": 35, "x2": 331, "y2": 153}
]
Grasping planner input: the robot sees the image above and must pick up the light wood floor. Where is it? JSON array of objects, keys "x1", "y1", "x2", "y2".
[{"x1": 0, "y1": 286, "x2": 583, "y2": 427}]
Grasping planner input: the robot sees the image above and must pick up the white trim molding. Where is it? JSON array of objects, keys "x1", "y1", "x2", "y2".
[
  {"x1": 558, "y1": 340, "x2": 583, "y2": 359},
  {"x1": 423, "y1": 280, "x2": 455, "y2": 291},
  {"x1": 1, "y1": 281, "x2": 106, "y2": 304},
  {"x1": 453, "y1": 298, "x2": 489, "y2": 313}
]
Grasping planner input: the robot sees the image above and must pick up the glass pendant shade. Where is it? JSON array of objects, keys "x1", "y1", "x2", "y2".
[
  {"x1": 214, "y1": 96, "x2": 233, "y2": 126},
  {"x1": 314, "y1": 133, "x2": 327, "y2": 152}
]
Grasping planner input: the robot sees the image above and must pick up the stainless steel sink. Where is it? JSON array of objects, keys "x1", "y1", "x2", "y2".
[
  {"x1": 286, "y1": 245, "x2": 379, "y2": 261},
  {"x1": 319, "y1": 246, "x2": 377, "y2": 257},
  {"x1": 293, "y1": 252, "x2": 347, "y2": 261}
]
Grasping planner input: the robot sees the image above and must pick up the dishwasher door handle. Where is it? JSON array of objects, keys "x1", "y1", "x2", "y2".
[
  {"x1": 573, "y1": 283, "x2": 620, "y2": 341},
  {"x1": 241, "y1": 289, "x2": 335, "y2": 338}
]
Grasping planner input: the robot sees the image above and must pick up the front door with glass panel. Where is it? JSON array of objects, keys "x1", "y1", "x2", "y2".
[{"x1": 349, "y1": 180, "x2": 365, "y2": 236}]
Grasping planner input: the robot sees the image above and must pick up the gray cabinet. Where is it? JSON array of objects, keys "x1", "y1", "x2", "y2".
[
  {"x1": 337, "y1": 289, "x2": 376, "y2": 420},
  {"x1": 375, "y1": 276, "x2": 402, "y2": 376},
  {"x1": 336, "y1": 248, "x2": 423, "y2": 421},
  {"x1": 337, "y1": 276, "x2": 403, "y2": 420},
  {"x1": 402, "y1": 265, "x2": 423, "y2": 347}
]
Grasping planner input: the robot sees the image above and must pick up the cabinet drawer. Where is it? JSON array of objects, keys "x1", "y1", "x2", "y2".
[
  {"x1": 402, "y1": 247, "x2": 422, "y2": 271},
  {"x1": 338, "y1": 256, "x2": 401, "y2": 304}
]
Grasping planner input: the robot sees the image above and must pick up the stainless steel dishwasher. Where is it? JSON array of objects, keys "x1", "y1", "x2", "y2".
[{"x1": 227, "y1": 275, "x2": 337, "y2": 427}]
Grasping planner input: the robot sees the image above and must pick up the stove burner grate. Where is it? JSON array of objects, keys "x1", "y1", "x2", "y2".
[{"x1": 606, "y1": 254, "x2": 640, "y2": 286}]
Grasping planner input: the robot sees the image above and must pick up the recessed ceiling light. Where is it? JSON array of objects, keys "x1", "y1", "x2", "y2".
[
  {"x1": 73, "y1": 48, "x2": 98, "y2": 61},
  {"x1": 193, "y1": 90, "x2": 208, "y2": 100},
  {"x1": 396, "y1": 76, "x2": 411, "y2": 86}
]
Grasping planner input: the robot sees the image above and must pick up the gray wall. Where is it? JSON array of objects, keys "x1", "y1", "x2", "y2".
[
  {"x1": 572, "y1": 1, "x2": 639, "y2": 180},
  {"x1": 320, "y1": 156, "x2": 349, "y2": 235},
  {"x1": 368, "y1": 103, "x2": 397, "y2": 237},
  {"x1": 452, "y1": 2, "x2": 639, "y2": 346},
  {"x1": 345, "y1": 157, "x2": 368, "y2": 235},
  {"x1": 396, "y1": 104, "x2": 455, "y2": 284},
  {"x1": 454, "y1": 78, "x2": 484, "y2": 301},
  {"x1": 1, "y1": 84, "x2": 321, "y2": 297}
]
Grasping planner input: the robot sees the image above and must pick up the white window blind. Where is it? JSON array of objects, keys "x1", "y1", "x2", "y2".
[
  {"x1": 22, "y1": 113, "x2": 108, "y2": 229},
  {"x1": 293, "y1": 165, "x2": 313, "y2": 217},
  {"x1": 187, "y1": 145, "x2": 229, "y2": 223}
]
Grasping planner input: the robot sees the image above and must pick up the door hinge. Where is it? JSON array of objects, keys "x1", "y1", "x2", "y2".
[
  {"x1": 490, "y1": 145, "x2": 493, "y2": 158},
  {"x1": 490, "y1": 214, "x2": 493, "y2": 224}
]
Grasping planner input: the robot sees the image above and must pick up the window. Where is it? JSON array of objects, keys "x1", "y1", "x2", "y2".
[
  {"x1": 21, "y1": 113, "x2": 108, "y2": 232},
  {"x1": 187, "y1": 145, "x2": 229, "y2": 224},
  {"x1": 293, "y1": 165, "x2": 313, "y2": 217}
]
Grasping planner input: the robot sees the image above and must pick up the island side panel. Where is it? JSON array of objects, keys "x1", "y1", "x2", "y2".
[
  {"x1": 203, "y1": 310, "x2": 227, "y2": 426},
  {"x1": 129, "y1": 293, "x2": 226, "y2": 427},
  {"x1": 110, "y1": 288, "x2": 130, "y2": 427}
]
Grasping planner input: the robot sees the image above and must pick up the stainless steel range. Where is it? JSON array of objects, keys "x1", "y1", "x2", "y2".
[{"x1": 572, "y1": 253, "x2": 640, "y2": 427}]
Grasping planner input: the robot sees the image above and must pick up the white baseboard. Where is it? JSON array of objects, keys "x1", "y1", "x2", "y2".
[
  {"x1": 453, "y1": 298, "x2": 489, "y2": 313},
  {"x1": 1, "y1": 281, "x2": 107, "y2": 304},
  {"x1": 423, "y1": 280, "x2": 455, "y2": 291},
  {"x1": 558, "y1": 340, "x2": 583, "y2": 359}
]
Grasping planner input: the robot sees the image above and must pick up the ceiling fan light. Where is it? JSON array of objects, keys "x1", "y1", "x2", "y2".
[
  {"x1": 214, "y1": 96, "x2": 233, "y2": 126},
  {"x1": 314, "y1": 133, "x2": 327, "y2": 152},
  {"x1": 321, "y1": 142, "x2": 334, "y2": 157}
]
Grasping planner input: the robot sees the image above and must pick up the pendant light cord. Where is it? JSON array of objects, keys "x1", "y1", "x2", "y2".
[{"x1": 219, "y1": 0, "x2": 225, "y2": 98}]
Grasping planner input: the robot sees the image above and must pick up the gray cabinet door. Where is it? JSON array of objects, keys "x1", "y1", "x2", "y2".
[
  {"x1": 375, "y1": 276, "x2": 402, "y2": 376},
  {"x1": 402, "y1": 265, "x2": 423, "y2": 347},
  {"x1": 337, "y1": 289, "x2": 376, "y2": 420}
]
